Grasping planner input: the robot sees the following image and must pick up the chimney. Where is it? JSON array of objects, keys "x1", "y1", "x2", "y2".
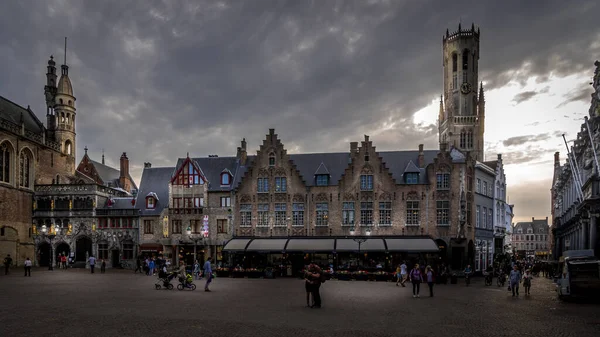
[
  {"x1": 418, "y1": 144, "x2": 425, "y2": 168},
  {"x1": 119, "y1": 152, "x2": 130, "y2": 192},
  {"x1": 554, "y1": 152, "x2": 560, "y2": 166},
  {"x1": 238, "y1": 138, "x2": 247, "y2": 166},
  {"x1": 350, "y1": 142, "x2": 359, "y2": 158},
  {"x1": 532, "y1": 217, "x2": 534, "y2": 222},
  {"x1": 498, "y1": 153, "x2": 502, "y2": 160},
  {"x1": 144, "y1": 162, "x2": 152, "y2": 168}
]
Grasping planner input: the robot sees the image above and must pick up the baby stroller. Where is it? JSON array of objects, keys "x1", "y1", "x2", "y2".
[
  {"x1": 155, "y1": 270, "x2": 177, "y2": 290},
  {"x1": 177, "y1": 273, "x2": 196, "y2": 291}
]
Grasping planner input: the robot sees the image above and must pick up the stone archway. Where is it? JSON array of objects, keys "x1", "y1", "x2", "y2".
[
  {"x1": 38, "y1": 242, "x2": 51, "y2": 267},
  {"x1": 75, "y1": 237, "x2": 92, "y2": 262}
]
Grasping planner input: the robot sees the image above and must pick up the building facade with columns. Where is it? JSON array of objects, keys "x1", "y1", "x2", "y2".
[{"x1": 551, "y1": 60, "x2": 600, "y2": 259}]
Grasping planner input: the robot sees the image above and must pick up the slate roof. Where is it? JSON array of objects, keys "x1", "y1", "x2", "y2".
[
  {"x1": 514, "y1": 218, "x2": 549, "y2": 234},
  {"x1": 483, "y1": 160, "x2": 498, "y2": 171},
  {"x1": 403, "y1": 160, "x2": 421, "y2": 174},
  {"x1": 0, "y1": 96, "x2": 44, "y2": 134},
  {"x1": 233, "y1": 150, "x2": 440, "y2": 188},
  {"x1": 135, "y1": 166, "x2": 175, "y2": 216},
  {"x1": 89, "y1": 159, "x2": 138, "y2": 191}
]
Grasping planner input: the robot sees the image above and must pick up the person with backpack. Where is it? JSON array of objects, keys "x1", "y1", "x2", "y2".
[{"x1": 409, "y1": 263, "x2": 423, "y2": 298}]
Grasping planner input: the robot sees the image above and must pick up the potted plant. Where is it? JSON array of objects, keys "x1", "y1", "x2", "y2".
[
  {"x1": 353, "y1": 270, "x2": 368, "y2": 281},
  {"x1": 336, "y1": 270, "x2": 351, "y2": 281},
  {"x1": 216, "y1": 267, "x2": 230, "y2": 278},
  {"x1": 232, "y1": 267, "x2": 245, "y2": 278},
  {"x1": 374, "y1": 270, "x2": 388, "y2": 282}
]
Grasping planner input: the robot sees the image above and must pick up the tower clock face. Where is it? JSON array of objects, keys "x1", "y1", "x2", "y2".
[{"x1": 460, "y1": 82, "x2": 472, "y2": 94}]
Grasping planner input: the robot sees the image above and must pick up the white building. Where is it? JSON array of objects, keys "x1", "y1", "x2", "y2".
[{"x1": 483, "y1": 154, "x2": 513, "y2": 255}]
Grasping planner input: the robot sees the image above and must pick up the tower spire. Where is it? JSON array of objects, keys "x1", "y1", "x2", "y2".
[
  {"x1": 64, "y1": 37, "x2": 67, "y2": 65},
  {"x1": 102, "y1": 149, "x2": 105, "y2": 165}
]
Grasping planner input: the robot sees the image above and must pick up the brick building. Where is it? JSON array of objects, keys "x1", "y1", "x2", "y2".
[
  {"x1": 0, "y1": 49, "x2": 89, "y2": 266},
  {"x1": 512, "y1": 217, "x2": 551, "y2": 259}
]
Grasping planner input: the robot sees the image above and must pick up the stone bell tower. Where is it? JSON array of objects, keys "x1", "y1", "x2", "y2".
[{"x1": 438, "y1": 23, "x2": 485, "y2": 161}]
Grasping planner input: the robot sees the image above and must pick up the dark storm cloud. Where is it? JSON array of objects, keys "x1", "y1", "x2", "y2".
[
  {"x1": 0, "y1": 0, "x2": 598, "y2": 183},
  {"x1": 512, "y1": 86, "x2": 550, "y2": 104},
  {"x1": 502, "y1": 133, "x2": 551, "y2": 147}
]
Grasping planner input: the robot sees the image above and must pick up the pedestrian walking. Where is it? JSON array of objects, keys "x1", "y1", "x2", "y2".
[
  {"x1": 24, "y1": 257, "x2": 32, "y2": 277},
  {"x1": 426, "y1": 265, "x2": 435, "y2": 297},
  {"x1": 193, "y1": 260, "x2": 200, "y2": 280},
  {"x1": 148, "y1": 258, "x2": 155, "y2": 276},
  {"x1": 304, "y1": 266, "x2": 314, "y2": 307},
  {"x1": 409, "y1": 264, "x2": 423, "y2": 298},
  {"x1": 399, "y1": 261, "x2": 408, "y2": 286},
  {"x1": 88, "y1": 255, "x2": 96, "y2": 274},
  {"x1": 100, "y1": 259, "x2": 106, "y2": 273},
  {"x1": 203, "y1": 257, "x2": 213, "y2": 292},
  {"x1": 3, "y1": 254, "x2": 12, "y2": 275},
  {"x1": 523, "y1": 269, "x2": 532, "y2": 295},
  {"x1": 134, "y1": 257, "x2": 142, "y2": 274},
  {"x1": 509, "y1": 265, "x2": 522, "y2": 297}
]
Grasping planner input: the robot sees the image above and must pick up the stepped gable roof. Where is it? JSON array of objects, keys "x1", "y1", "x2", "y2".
[
  {"x1": 135, "y1": 166, "x2": 175, "y2": 216},
  {"x1": 285, "y1": 150, "x2": 438, "y2": 186},
  {"x1": 0, "y1": 96, "x2": 44, "y2": 134}
]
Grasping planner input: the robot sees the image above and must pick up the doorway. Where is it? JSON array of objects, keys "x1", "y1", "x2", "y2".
[
  {"x1": 56, "y1": 242, "x2": 70, "y2": 263},
  {"x1": 451, "y1": 247, "x2": 464, "y2": 270},
  {"x1": 38, "y1": 242, "x2": 51, "y2": 267},
  {"x1": 111, "y1": 250, "x2": 120, "y2": 268},
  {"x1": 75, "y1": 237, "x2": 93, "y2": 261}
]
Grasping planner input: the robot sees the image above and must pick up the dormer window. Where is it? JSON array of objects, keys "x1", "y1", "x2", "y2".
[
  {"x1": 146, "y1": 197, "x2": 155, "y2": 209},
  {"x1": 145, "y1": 192, "x2": 158, "y2": 209},
  {"x1": 405, "y1": 173, "x2": 418, "y2": 184},
  {"x1": 269, "y1": 153, "x2": 275, "y2": 166},
  {"x1": 316, "y1": 174, "x2": 329, "y2": 186},
  {"x1": 220, "y1": 172, "x2": 231, "y2": 185}
]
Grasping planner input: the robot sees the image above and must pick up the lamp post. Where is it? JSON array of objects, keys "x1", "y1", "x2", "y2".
[
  {"x1": 186, "y1": 226, "x2": 201, "y2": 262},
  {"x1": 40, "y1": 225, "x2": 56, "y2": 270},
  {"x1": 349, "y1": 227, "x2": 371, "y2": 266}
]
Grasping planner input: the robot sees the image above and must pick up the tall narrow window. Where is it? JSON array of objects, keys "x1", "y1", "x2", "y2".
[
  {"x1": 360, "y1": 201, "x2": 373, "y2": 225},
  {"x1": 0, "y1": 142, "x2": 11, "y2": 183},
  {"x1": 257, "y1": 178, "x2": 269, "y2": 193},
  {"x1": 274, "y1": 203, "x2": 287, "y2": 226},
  {"x1": 452, "y1": 73, "x2": 457, "y2": 90},
  {"x1": 476, "y1": 206, "x2": 480, "y2": 228},
  {"x1": 360, "y1": 175, "x2": 373, "y2": 191},
  {"x1": 379, "y1": 202, "x2": 391, "y2": 225},
  {"x1": 217, "y1": 219, "x2": 227, "y2": 234},
  {"x1": 19, "y1": 151, "x2": 31, "y2": 188},
  {"x1": 123, "y1": 241, "x2": 134, "y2": 260},
  {"x1": 315, "y1": 203, "x2": 329, "y2": 226},
  {"x1": 292, "y1": 203, "x2": 304, "y2": 227},
  {"x1": 460, "y1": 131, "x2": 466, "y2": 148},
  {"x1": 240, "y1": 204, "x2": 252, "y2": 227},
  {"x1": 342, "y1": 202, "x2": 355, "y2": 226},
  {"x1": 257, "y1": 204, "x2": 269, "y2": 227},
  {"x1": 436, "y1": 173, "x2": 450, "y2": 190},
  {"x1": 482, "y1": 207, "x2": 487, "y2": 228},
  {"x1": 406, "y1": 201, "x2": 420, "y2": 226},
  {"x1": 275, "y1": 177, "x2": 287, "y2": 192},
  {"x1": 462, "y1": 49, "x2": 469, "y2": 70},
  {"x1": 171, "y1": 220, "x2": 182, "y2": 234},
  {"x1": 436, "y1": 200, "x2": 450, "y2": 225},
  {"x1": 452, "y1": 53, "x2": 457, "y2": 72},
  {"x1": 269, "y1": 153, "x2": 275, "y2": 166}
]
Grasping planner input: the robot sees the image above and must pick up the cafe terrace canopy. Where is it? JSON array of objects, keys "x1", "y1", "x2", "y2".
[{"x1": 223, "y1": 237, "x2": 439, "y2": 253}]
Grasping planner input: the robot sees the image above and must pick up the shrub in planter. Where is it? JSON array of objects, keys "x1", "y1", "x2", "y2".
[
  {"x1": 353, "y1": 270, "x2": 368, "y2": 281},
  {"x1": 232, "y1": 268, "x2": 245, "y2": 278},
  {"x1": 336, "y1": 270, "x2": 351, "y2": 281}
]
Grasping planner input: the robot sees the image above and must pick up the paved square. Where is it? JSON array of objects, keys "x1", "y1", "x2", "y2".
[{"x1": 1, "y1": 268, "x2": 600, "y2": 337}]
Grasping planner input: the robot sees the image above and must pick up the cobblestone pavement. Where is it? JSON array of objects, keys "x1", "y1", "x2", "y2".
[{"x1": 1, "y1": 268, "x2": 600, "y2": 337}]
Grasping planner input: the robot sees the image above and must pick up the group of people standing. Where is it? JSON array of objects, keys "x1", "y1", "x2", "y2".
[
  {"x1": 304, "y1": 262, "x2": 324, "y2": 308},
  {"x1": 395, "y1": 262, "x2": 436, "y2": 298}
]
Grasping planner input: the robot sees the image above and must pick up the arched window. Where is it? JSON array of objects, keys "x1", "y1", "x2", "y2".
[
  {"x1": 459, "y1": 130, "x2": 466, "y2": 148},
  {"x1": 59, "y1": 98, "x2": 63, "y2": 105},
  {"x1": 55, "y1": 175, "x2": 60, "y2": 184},
  {"x1": 452, "y1": 53, "x2": 457, "y2": 72},
  {"x1": 61, "y1": 112, "x2": 65, "y2": 123},
  {"x1": 66, "y1": 114, "x2": 70, "y2": 125},
  {"x1": 268, "y1": 152, "x2": 275, "y2": 166},
  {"x1": 19, "y1": 149, "x2": 32, "y2": 188},
  {"x1": 221, "y1": 172, "x2": 231, "y2": 185},
  {"x1": 68, "y1": 100, "x2": 72, "y2": 106},
  {"x1": 65, "y1": 140, "x2": 72, "y2": 156},
  {"x1": 0, "y1": 142, "x2": 13, "y2": 183},
  {"x1": 462, "y1": 49, "x2": 469, "y2": 70}
]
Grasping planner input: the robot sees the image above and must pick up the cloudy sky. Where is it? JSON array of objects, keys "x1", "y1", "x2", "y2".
[{"x1": 1, "y1": 0, "x2": 598, "y2": 223}]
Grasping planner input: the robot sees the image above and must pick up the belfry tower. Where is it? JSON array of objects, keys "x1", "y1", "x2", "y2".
[
  {"x1": 44, "y1": 38, "x2": 76, "y2": 173},
  {"x1": 438, "y1": 23, "x2": 485, "y2": 161}
]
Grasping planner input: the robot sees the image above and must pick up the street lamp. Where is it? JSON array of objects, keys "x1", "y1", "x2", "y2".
[
  {"x1": 349, "y1": 227, "x2": 371, "y2": 265},
  {"x1": 40, "y1": 224, "x2": 56, "y2": 270},
  {"x1": 187, "y1": 226, "x2": 201, "y2": 262}
]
